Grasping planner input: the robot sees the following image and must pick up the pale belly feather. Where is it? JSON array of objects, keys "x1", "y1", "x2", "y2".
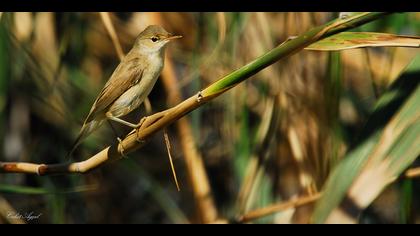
[{"x1": 108, "y1": 57, "x2": 163, "y2": 118}]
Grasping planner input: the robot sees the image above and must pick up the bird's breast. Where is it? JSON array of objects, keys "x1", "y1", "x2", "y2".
[{"x1": 108, "y1": 55, "x2": 163, "y2": 117}]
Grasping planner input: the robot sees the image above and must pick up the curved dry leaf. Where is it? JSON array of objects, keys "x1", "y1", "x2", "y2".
[{"x1": 306, "y1": 32, "x2": 420, "y2": 51}]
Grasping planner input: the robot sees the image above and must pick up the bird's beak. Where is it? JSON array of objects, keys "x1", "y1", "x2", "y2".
[{"x1": 166, "y1": 35, "x2": 183, "y2": 40}]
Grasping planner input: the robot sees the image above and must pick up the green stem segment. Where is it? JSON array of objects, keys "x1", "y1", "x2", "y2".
[{"x1": 203, "y1": 12, "x2": 391, "y2": 97}]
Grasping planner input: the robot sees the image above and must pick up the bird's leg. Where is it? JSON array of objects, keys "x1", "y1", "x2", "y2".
[
  {"x1": 126, "y1": 116, "x2": 147, "y2": 139},
  {"x1": 126, "y1": 110, "x2": 168, "y2": 143},
  {"x1": 107, "y1": 120, "x2": 122, "y2": 138},
  {"x1": 106, "y1": 112, "x2": 141, "y2": 129},
  {"x1": 107, "y1": 120, "x2": 128, "y2": 158},
  {"x1": 134, "y1": 117, "x2": 147, "y2": 143},
  {"x1": 106, "y1": 112, "x2": 138, "y2": 157},
  {"x1": 117, "y1": 137, "x2": 128, "y2": 158}
]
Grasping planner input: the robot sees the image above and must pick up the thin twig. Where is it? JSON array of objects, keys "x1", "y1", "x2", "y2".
[
  {"x1": 237, "y1": 193, "x2": 321, "y2": 223},
  {"x1": 164, "y1": 129, "x2": 180, "y2": 191},
  {"x1": 405, "y1": 167, "x2": 420, "y2": 178},
  {"x1": 143, "y1": 97, "x2": 152, "y2": 115}
]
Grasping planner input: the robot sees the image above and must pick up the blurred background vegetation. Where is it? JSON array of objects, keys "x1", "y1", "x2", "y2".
[{"x1": 0, "y1": 12, "x2": 419, "y2": 224}]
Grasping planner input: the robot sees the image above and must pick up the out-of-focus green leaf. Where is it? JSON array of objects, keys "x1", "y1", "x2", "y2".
[
  {"x1": 0, "y1": 184, "x2": 97, "y2": 195},
  {"x1": 325, "y1": 52, "x2": 343, "y2": 177},
  {"x1": 400, "y1": 179, "x2": 412, "y2": 223},
  {"x1": 312, "y1": 55, "x2": 420, "y2": 223},
  {"x1": 306, "y1": 32, "x2": 420, "y2": 51},
  {"x1": 48, "y1": 194, "x2": 66, "y2": 224},
  {"x1": 0, "y1": 184, "x2": 50, "y2": 194},
  {"x1": 358, "y1": 13, "x2": 417, "y2": 35},
  {"x1": 234, "y1": 104, "x2": 251, "y2": 181}
]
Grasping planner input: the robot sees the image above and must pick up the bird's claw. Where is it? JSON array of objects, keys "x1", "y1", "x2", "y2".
[
  {"x1": 117, "y1": 137, "x2": 128, "y2": 158},
  {"x1": 131, "y1": 112, "x2": 166, "y2": 143},
  {"x1": 127, "y1": 117, "x2": 147, "y2": 143},
  {"x1": 136, "y1": 116, "x2": 147, "y2": 142}
]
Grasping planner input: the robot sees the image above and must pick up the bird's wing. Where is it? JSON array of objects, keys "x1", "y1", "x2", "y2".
[{"x1": 85, "y1": 55, "x2": 144, "y2": 123}]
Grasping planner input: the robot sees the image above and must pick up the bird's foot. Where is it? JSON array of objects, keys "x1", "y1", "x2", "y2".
[
  {"x1": 135, "y1": 116, "x2": 147, "y2": 143},
  {"x1": 128, "y1": 112, "x2": 167, "y2": 143},
  {"x1": 126, "y1": 116, "x2": 147, "y2": 143},
  {"x1": 117, "y1": 137, "x2": 128, "y2": 158}
]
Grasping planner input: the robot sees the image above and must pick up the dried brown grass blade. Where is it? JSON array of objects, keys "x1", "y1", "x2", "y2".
[
  {"x1": 99, "y1": 12, "x2": 124, "y2": 60},
  {"x1": 164, "y1": 129, "x2": 180, "y2": 192}
]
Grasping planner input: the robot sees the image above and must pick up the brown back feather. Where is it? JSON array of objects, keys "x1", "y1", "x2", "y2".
[{"x1": 85, "y1": 52, "x2": 145, "y2": 123}]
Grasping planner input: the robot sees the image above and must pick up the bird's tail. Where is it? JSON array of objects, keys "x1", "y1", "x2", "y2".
[{"x1": 67, "y1": 120, "x2": 103, "y2": 159}]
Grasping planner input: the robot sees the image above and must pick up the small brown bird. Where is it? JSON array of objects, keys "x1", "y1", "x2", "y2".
[{"x1": 68, "y1": 25, "x2": 181, "y2": 157}]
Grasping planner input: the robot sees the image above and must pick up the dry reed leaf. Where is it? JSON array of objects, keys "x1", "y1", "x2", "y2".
[
  {"x1": 306, "y1": 32, "x2": 420, "y2": 51},
  {"x1": 14, "y1": 12, "x2": 33, "y2": 41},
  {"x1": 217, "y1": 12, "x2": 226, "y2": 43},
  {"x1": 164, "y1": 130, "x2": 180, "y2": 192},
  {"x1": 99, "y1": 12, "x2": 124, "y2": 60},
  {"x1": 27, "y1": 12, "x2": 68, "y2": 126},
  {"x1": 33, "y1": 12, "x2": 59, "y2": 78}
]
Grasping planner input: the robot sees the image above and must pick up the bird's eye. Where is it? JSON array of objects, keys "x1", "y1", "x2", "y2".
[{"x1": 151, "y1": 37, "x2": 158, "y2": 42}]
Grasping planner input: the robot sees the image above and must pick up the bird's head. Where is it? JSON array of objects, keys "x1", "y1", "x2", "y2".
[{"x1": 135, "y1": 25, "x2": 182, "y2": 54}]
